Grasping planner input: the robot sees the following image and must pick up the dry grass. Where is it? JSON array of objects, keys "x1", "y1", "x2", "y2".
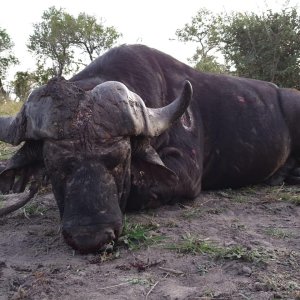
[{"x1": 0, "y1": 100, "x2": 22, "y2": 116}]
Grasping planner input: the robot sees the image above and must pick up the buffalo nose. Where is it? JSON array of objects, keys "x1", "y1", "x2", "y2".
[{"x1": 62, "y1": 226, "x2": 117, "y2": 253}]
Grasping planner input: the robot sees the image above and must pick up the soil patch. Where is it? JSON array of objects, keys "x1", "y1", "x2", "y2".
[{"x1": 0, "y1": 185, "x2": 299, "y2": 300}]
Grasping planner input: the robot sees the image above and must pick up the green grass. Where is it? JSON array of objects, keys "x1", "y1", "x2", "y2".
[
  {"x1": 264, "y1": 186, "x2": 300, "y2": 205},
  {"x1": 166, "y1": 234, "x2": 271, "y2": 263},
  {"x1": 119, "y1": 217, "x2": 164, "y2": 250},
  {"x1": 215, "y1": 187, "x2": 259, "y2": 203},
  {"x1": 23, "y1": 202, "x2": 48, "y2": 217},
  {"x1": 264, "y1": 228, "x2": 294, "y2": 239},
  {"x1": 181, "y1": 207, "x2": 203, "y2": 219},
  {"x1": 218, "y1": 185, "x2": 300, "y2": 206},
  {"x1": 276, "y1": 190, "x2": 300, "y2": 205},
  {"x1": 166, "y1": 234, "x2": 220, "y2": 255}
]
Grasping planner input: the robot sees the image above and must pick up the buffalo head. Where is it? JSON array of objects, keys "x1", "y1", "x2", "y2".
[{"x1": 0, "y1": 78, "x2": 192, "y2": 253}]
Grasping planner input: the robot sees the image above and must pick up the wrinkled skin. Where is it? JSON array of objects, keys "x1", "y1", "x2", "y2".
[
  {"x1": 44, "y1": 138, "x2": 130, "y2": 252},
  {"x1": 0, "y1": 78, "x2": 192, "y2": 253}
]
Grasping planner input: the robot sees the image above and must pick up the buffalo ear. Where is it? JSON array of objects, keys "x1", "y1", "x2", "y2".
[
  {"x1": 129, "y1": 138, "x2": 178, "y2": 210},
  {"x1": 131, "y1": 138, "x2": 178, "y2": 182}
]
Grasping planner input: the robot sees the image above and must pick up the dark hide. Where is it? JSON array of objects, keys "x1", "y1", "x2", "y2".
[
  {"x1": 71, "y1": 44, "x2": 299, "y2": 192},
  {"x1": 2, "y1": 44, "x2": 300, "y2": 253}
]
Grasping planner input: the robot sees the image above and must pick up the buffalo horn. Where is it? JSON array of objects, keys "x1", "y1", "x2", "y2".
[
  {"x1": 143, "y1": 80, "x2": 192, "y2": 137},
  {"x1": 0, "y1": 181, "x2": 39, "y2": 217}
]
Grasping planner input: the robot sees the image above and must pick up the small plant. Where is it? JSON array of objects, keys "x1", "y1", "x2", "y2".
[
  {"x1": 119, "y1": 217, "x2": 164, "y2": 250},
  {"x1": 167, "y1": 234, "x2": 270, "y2": 263},
  {"x1": 196, "y1": 261, "x2": 215, "y2": 276},
  {"x1": 217, "y1": 245, "x2": 264, "y2": 262},
  {"x1": 264, "y1": 228, "x2": 293, "y2": 239},
  {"x1": 266, "y1": 186, "x2": 300, "y2": 205},
  {"x1": 166, "y1": 234, "x2": 220, "y2": 255},
  {"x1": 279, "y1": 192, "x2": 300, "y2": 205},
  {"x1": 181, "y1": 207, "x2": 203, "y2": 219},
  {"x1": 23, "y1": 202, "x2": 47, "y2": 218},
  {"x1": 259, "y1": 274, "x2": 300, "y2": 294}
]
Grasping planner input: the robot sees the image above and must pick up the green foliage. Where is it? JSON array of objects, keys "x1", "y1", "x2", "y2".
[
  {"x1": 120, "y1": 218, "x2": 163, "y2": 250},
  {"x1": 175, "y1": 8, "x2": 226, "y2": 73},
  {"x1": 27, "y1": 7, "x2": 77, "y2": 77},
  {"x1": 167, "y1": 234, "x2": 220, "y2": 255},
  {"x1": 12, "y1": 66, "x2": 54, "y2": 101},
  {"x1": 13, "y1": 71, "x2": 36, "y2": 101},
  {"x1": 74, "y1": 13, "x2": 121, "y2": 61},
  {"x1": 176, "y1": 5, "x2": 300, "y2": 88},
  {"x1": 193, "y1": 54, "x2": 228, "y2": 74},
  {"x1": 23, "y1": 202, "x2": 48, "y2": 218},
  {"x1": 264, "y1": 228, "x2": 293, "y2": 239},
  {"x1": 27, "y1": 7, "x2": 122, "y2": 78},
  {"x1": 167, "y1": 234, "x2": 270, "y2": 263},
  {"x1": 0, "y1": 28, "x2": 18, "y2": 102},
  {"x1": 269, "y1": 186, "x2": 300, "y2": 205},
  {"x1": 0, "y1": 28, "x2": 18, "y2": 79},
  {"x1": 220, "y1": 8, "x2": 300, "y2": 88}
]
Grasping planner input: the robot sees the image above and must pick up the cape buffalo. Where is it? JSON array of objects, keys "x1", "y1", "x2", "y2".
[{"x1": 0, "y1": 44, "x2": 299, "y2": 253}]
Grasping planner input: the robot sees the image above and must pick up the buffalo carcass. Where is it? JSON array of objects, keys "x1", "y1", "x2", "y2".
[{"x1": 1, "y1": 44, "x2": 300, "y2": 253}]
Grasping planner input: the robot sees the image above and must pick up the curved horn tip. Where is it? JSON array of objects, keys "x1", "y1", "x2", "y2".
[{"x1": 183, "y1": 80, "x2": 193, "y2": 99}]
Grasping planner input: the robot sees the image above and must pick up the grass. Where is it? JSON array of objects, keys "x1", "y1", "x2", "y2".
[
  {"x1": 0, "y1": 141, "x2": 20, "y2": 160},
  {"x1": 276, "y1": 189, "x2": 300, "y2": 205},
  {"x1": 259, "y1": 274, "x2": 300, "y2": 293},
  {"x1": 0, "y1": 101, "x2": 22, "y2": 161},
  {"x1": 264, "y1": 227, "x2": 294, "y2": 239},
  {"x1": 166, "y1": 234, "x2": 220, "y2": 255},
  {"x1": 119, "y1": 217, "x2": 164, "y2": 250},
  {"x1": 23, "y1": 202, "x2": 48, "y2": 218},
  {"x1": 166, "y1": 234, "x2": 271, "y2": 263},
  {"x1": 181, "y1": 206, "x2": 224, "y2": 220},
  {"x1": 219, "y1": 185, "x2": 300, "y2": 206},
  {"x1": 0, "y1": 100, "x2": 22, "y2": 116}
]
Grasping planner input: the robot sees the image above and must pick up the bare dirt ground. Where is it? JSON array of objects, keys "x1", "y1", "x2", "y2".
[{"x1": 0, "y1": 185, "x2": 299, "y2": 300}]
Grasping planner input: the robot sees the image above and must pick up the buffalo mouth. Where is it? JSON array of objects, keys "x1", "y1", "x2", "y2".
[{"x1": 62, "y1": 223, "x2": 122, "y2": 254}]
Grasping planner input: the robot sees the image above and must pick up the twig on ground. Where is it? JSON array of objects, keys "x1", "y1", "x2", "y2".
[
  {"x1": 97, "y1": 282, "x2": 130, "y2": 290},
  {"x1": 145, "y1": 273, "x2": 169, "y2": 300},
  {"x1": 158, "y1": 266, "x2": 184, "y2": 275}
]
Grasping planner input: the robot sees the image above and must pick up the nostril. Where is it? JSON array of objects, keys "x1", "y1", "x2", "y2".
[{"x1": 105, "y1": 228, "x2": 116, "y2": 240}]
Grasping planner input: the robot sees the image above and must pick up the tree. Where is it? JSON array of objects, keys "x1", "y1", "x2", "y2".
[
  {"x1": 175, "y1": 8, "x2": 226, "y2": 73},
  {"x1": 0, "y1": 28, "x2": 18, "y2": 101},
  {"x1": 13, "y1": 71, "x2": 36, "y2": 101},
  {"x1": 27, "y1": 7, "x2": 77, "y2": 77},
  {"x1": 74, "y1": 13, "x2": 121, "y2": 61},
  {"x1": 220, "y1": 8, "x2": 300, "y2": 88},
  {"x1": 27, "y1": 7, "x2": 122, "y2": 78}
]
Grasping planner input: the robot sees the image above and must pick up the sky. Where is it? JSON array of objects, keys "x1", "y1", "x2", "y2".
[{"x1": 1, "y1": 0, "x2": 299, "y2": 82}]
